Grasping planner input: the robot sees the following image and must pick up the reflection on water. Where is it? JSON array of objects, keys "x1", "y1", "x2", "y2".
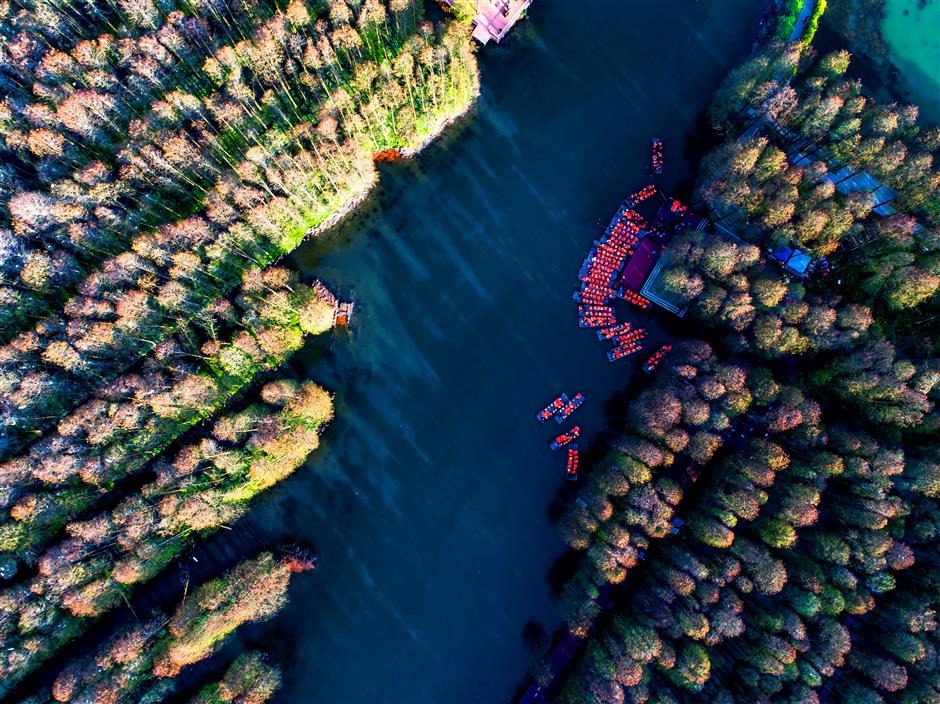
[{"x1": 232, "y1": 2, "x2": 764, "y2": 702}]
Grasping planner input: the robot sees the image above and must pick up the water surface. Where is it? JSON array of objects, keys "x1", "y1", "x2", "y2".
[
  {"x1": 882, "y1": 0, "x2": 940, "y2": 124},
  {"x1": 233, "y1": 2, "x2": 764, "y2": 702}
]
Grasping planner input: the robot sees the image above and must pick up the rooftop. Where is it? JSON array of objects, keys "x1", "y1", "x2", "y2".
[
  {"x1": 469, "y1": 0, "x2": 532, "y2": 44},
  {"x1": 619, "y1": 237, "x2": 661, "y2": 292},
  {"x1": 770, "y1": 243, "x2": 814, "y2": 277}
]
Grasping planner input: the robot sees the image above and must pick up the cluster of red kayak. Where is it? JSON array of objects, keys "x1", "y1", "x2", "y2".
[
  {"x1": 539, "y1": 140, "x2": 674, "y2": 485},
  {"x1": 566, "y1": 447, "x2": 579, "y2": 481},
  {"x1": 621, "y1": 289, "x2": 651, "y2": 310},
  {"x1": 604, "y1": 322, "x2": 647, "y2": 362},
  {"x1": 651, "y1": 138, "x2": 664, "y2": 175},
  {"x1": 643, "y1": 344, "x2": 673, "y2": 373},
  {"x1": 536, "y1": 392, "x2": 585, "y2": 480},
  {"x1": 551, "y1": 426, "x2": 580, "y2": 451},
  {"x1": 574, "y1": 193, "x2": 659, "y2": 348},
  {"x1": 574, "y1": 205, "x2": 643, "y2": 329},
  {"x1": 575, "y1": 141, "x2": 677, "y2": 368},
  {"x1": 624, "y1": 184, "x2": 657, "y2": 209},
  {"x1": 535, "y1": 392, "x2": 584, "y2": 424}
]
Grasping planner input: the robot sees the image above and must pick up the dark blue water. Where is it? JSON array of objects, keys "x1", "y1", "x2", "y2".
[{"x1": 238, "y1": 2, "x2": 765, "y2": 702}]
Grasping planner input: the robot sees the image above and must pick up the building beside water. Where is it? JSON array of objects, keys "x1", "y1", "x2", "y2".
[
  {"x1": 632, "y1": 200, "x2": 709, "y2": 318},
  {"x1": 442, "y1": 0, "x2": 532, "y2": 44}
]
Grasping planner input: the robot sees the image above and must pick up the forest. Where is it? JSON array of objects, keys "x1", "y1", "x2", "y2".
[
  {"x1": 3, "y1": 0, "x2": 939, "y2": 701},
  {"x1": 549, "y1": 37, "x2": 940, "y2": 704},
  {"x1": 0, "y1": 0, "x2": 479, "y2": 700}
]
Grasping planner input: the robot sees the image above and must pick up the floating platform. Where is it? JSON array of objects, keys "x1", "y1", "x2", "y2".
[{"x1": 617, "y1": 237, "x2": 662, "y2": 294}]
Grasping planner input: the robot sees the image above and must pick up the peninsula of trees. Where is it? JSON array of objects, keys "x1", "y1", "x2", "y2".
[
  {"x1": 0, "y1": 0, "x2": 481, "y2": 699},
  {"x1": 549, "y1": 33, "x2": 940, "y2": 704}
]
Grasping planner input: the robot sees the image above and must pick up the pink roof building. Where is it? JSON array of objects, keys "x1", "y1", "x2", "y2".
[
  {"x1": 444, "y1": 0, "x2": 532, "y2": 44},
  {"x1": 619, "y1": 238, "x2": 662, "y2": 293}
]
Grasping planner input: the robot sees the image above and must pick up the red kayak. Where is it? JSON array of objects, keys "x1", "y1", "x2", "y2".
[
  {"x1": 643, "y1": 344, "x2": 673, "y2": 373},
  {"x1": 536, "y1": 393, "x2": 569, "y2": 423},
  {"x1": 651, "y1": 138, "x2": 664, "y2": 175},
  {"x1": 566, "y1": 446, "x2": 579, "y2": 481},
  {"x1": 555, "y1": 393, "x2": 585, "y2": 423},
  {"x1": 551, "y1": 426, "x2": 581, "y2": 451}
]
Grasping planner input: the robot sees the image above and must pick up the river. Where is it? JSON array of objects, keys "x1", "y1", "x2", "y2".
[{"x1": 228, "y1": 2, "x2": 765, "y2": 702}]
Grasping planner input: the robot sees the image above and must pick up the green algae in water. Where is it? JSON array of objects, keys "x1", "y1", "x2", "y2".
[{"x1": 882, "y1": 0, "x2": 940, "y2": 123}]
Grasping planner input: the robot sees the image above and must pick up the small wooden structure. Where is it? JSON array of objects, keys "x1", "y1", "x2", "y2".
[{"x1": 335, "y1": 301, "x2": 354, "y2": 327}]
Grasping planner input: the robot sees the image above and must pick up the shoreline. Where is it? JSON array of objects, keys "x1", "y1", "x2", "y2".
[
  {"x1": 303, "y1": 176, "x2": 379, "y2": 240},
  {"x1": 821, "y1": 0, "x2": 940, "y2": 125},
  {"x1": 401, "y1": 90, "x2": 481, "y2": 158},
  {"x1": 305, "y1": 92, "x2": 481, "y2": 240}
]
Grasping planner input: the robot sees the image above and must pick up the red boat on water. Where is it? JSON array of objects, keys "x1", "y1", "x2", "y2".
[
  {"x1": 614, "y1": 328, "x2": 646, "y2": 346},
  {"x1": 551, "y1": 426, "x2": 580, "y2": 451},
  {"x1": 566, "y1": 446, "x2": 579, "y2": 481},
  {"x1": 555, "y1": 392, "x2": 585, "y2": 423},
  {"x1": 597, "y1": 322, "x2": 632, "y2": 341},
  {"x1": 608, "y1": 342, "x2": 643, "y2": 362},
  {"x1": 625, "y1": 184, "x2": 657, "y2": 208},
  {"x1": 622, "y1": 289, "x2": 651, "y2": 309},
  {"x1": 536, "y1": 393, "x2": 569, "y2": 423},
  {"x1": 643, "y1": 344, "x2": 673, "y2": 373},
  {"x1": 579, "y1": 311, "x2": 616, "y2": 329},
  {"x1": 651, "y1": 138, "x2": 664, "y2": 175}
]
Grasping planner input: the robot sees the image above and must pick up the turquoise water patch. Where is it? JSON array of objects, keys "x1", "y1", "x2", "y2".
[{"x1": 882, "y1": 0, "x2": 940, "y2": 123}]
